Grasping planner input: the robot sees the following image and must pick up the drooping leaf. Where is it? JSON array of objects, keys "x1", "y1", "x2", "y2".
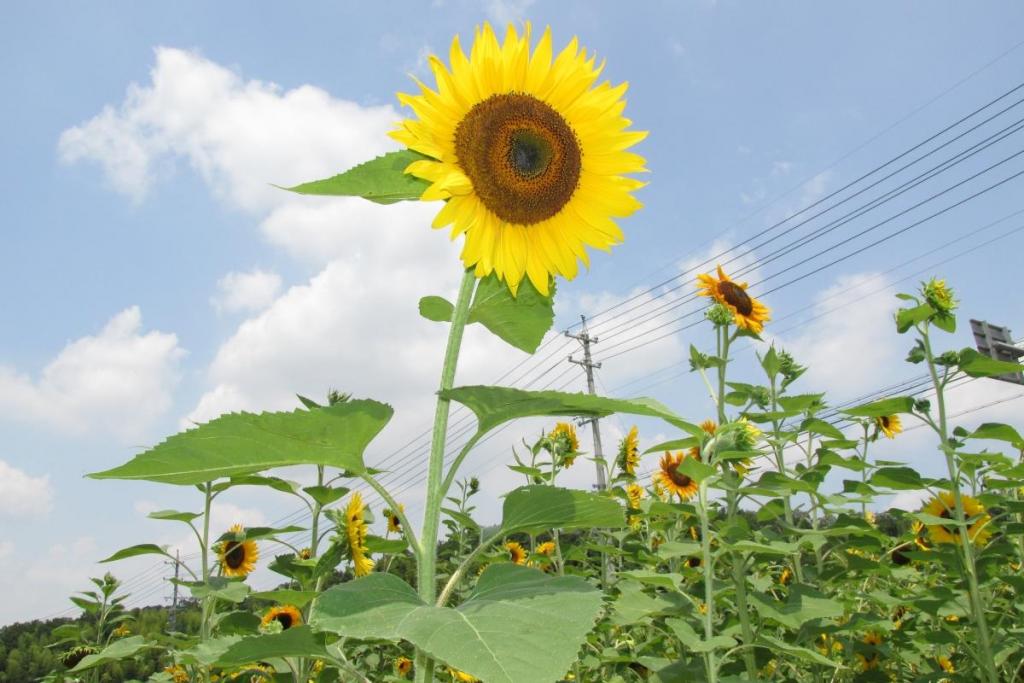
[
  {"x1": 958, "y1": 348, "x2": 1024, "y2": 378},
  {"x1": 750, "y1": 585, "x2": 844, "y2": 629},
  {"x1": 302, "y1": 485, "x2": 350, "y2": 507},
  {"x1": 665, "y1": 618, "x2": 735, "y2": 653},
  {"x1": 213, "y1": 525, "x2": 305, "y2": 543},
  {"x1": 146, "y1": 509, "x2": 202, "y2": 523},
  {"x1": 966, "y1": 422, "x2": 1024, "y2": 449},
  {"x1": 215, "y1": 626, "x2": 329, "y2": 667},
  {"x1": 466, "y1": 274, "x2": 555, "y2": 354},
  {"x1": 799, "y1": 418, "x2": 845, "y2": 440},
  {"x1": 365, "y1": 535, "x2": 409, "y2": 554},
  {"x1": 186, "y1": 578, "x2": 250, "y2": 604},
  {"x1": 500, "y1": 485, "x2": 626, "y2": 535},
  {"x1": 70, "y1": 636, "x2": 154, "y2": 672},
  {"x1": 100, "y1": 544, "x2": 173, "y2": 564},
  {"x1": 89, "y1": 399, "x2": 393, "y2": 484},
  {"x1": 757, "y1": 634, "x2": 841, "y2": 668},
  {"x1": 895, "y1": 303, "x2": 935, "y2": 333},
  {"x1": 419, "y1": 295, "x2": 455, "y2": 322},
  {"x1": 213, "y1": 474, "x2": 299, "y2": 495},
  {"x1": 311, "y1": 565, "x2": 603, "y2": 683},
  {"x1": 869, "y1": 467, "x2": 926, "y2": 490},
  {"x1": 841, "y1": 396, "x2": 915, "y2": 418},
  {"x1": 439, "y1": 385, "x2": 694, "y2": 436},
  {"x1": 281, "y1": 149, "x2": 431, "y2": 204}
]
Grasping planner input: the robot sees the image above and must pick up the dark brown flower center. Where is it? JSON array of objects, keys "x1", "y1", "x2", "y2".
[
  {"x1": 666, "y1": 461, "x2": 693, "y2": 488},
  {"x1": 454, "y1": 93, "x2": 581, "y2": 225},
  {"x1": 718, "y1": 281, "x2": 753, "y2": 315},
  {"x1": 274, "y1": 613, "x2": 294, "y2": 630},
  {"x1": 224, "y1": 541, "x2": 246, "y2": 569},
  {"x1": 880, "y1": 416, "x2": 891, "y2": 429}
]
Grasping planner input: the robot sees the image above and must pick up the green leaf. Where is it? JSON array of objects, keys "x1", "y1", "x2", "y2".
[
  {"x1": 281, "y1": 149, "x2": 431, "y2": 204},
  {"x1": 665, "y1": 619, "x2": 734, "y2": 653},
  {"x1": 100, "y1": 544, "x2": 172, "y2": 564},
  {"x1": 778, "y1": 393, "x2": 826, "y2": 413},
  {"x1": 750, "y1": 585, "x2": 844, "y2": 629},
  {"x1": 70, "y1": 636, "x2": 154, "y2": 672},
  {"x1": 213, "y1": 474, "x2": 299, "y2": 495},
  {"x1": 466, "y1": 274, "x2": 555, "y2": 354},
  {"x1": 249, "y1": 589, "x2": 319, "y2": 608},
  {"x1": 302, "y1": 485, "x2": 350, "y2": 507},
  {"x1": 365, "y1": 535, "x2": 408, "y2": 554},
  {"x1": 89, "y1": 399, "x2": 393, "y2": 484},
  {"x1": 619, "y1": 570, "x2": 685, "y2": 592},
  {"x1": 311, "y1": 565, "x2": 603, "y2": 683},
  {"x1": 869, "y1": 466, "x2": 926, "y2": 490},
  {"x1": 147, "y1": 509, "x2": 201, "y2": 523},
  {"x1": 419, "y1": 295, "x2": 454, "y2": 322},
  {"x1": 958, "y1": 348, "x2": 1024, "y2": 378},
  {"x1": 760, "y1": 346, "x2": 782, "y2": 379},
  {"x1": 757, "y1": 634, "x2": 841, "y2": 668},
  {"x1": 214, "y1": 525, "x2": 305, "y2": 543},
  {"x1": 896, "y1": 303, "x2": 935, "y2": 333},
  {"x1": 967, "y1": 422, "x2": 1024, "y2": 449},
  {"x1": 440, "y1": 385, "x2": 691, "y2": 436},
  {"x1": 442, "y1": 507, "x2": 481, "y2": 530},
  {"x1": 215, "y1": 626, "x2": 329, "y2": 667},
  {"x1": 643, "y1": 437, "x2": 698, "y2": 455},
  {"x1": 800, "y1": 418, "x2": 845, "y2": 440},
  {"x1": 500, "y1": 485, "x2": 626, "y2": 534},
  {"x1": 187, "y1": 578, "x2": 250, "y2": 604},
  {"x1": 841, "y1": 396, "x2": 915, "y2": 418}
]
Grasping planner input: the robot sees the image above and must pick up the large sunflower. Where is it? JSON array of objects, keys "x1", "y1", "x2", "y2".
[
  {"x1": 696, "y1": 265, "x2": 771, "y2": 333},
  {"x1": 391, "y1": 23, "x2": 646, "y2": 295},
  {"x1": 217, "y1": 524, "x2": 259, "y2": 578},
  {"x1": 261, "y1": 605, "x2": 302, "y2": 631},
  {"x1": 384, "y1": 503, "x2": 405, "y2": 535},
  {"x1": 344, "y1": 493, "x2": 375, "y2": 576},
  {"x1": 618, "y1": 425, "x2": 640, "y2": 476},
  {"x1": 655, "y1": 451, "x2": 699, "y2": 501},
  {"x1": 921, "y1": 491, "x2": 992, "y2": 546}
]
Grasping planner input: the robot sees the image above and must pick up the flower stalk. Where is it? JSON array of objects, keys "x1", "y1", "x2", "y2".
[{"x1": 414, "y1": 268, "x2": 477, "y2": 683}]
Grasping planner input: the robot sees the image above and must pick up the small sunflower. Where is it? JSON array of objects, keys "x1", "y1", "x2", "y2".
[
  {"x1": 921, "y1": 491, "x2": 992, "y2": 546},
  {"x1": 923, "y1": 277, "x2": 957, "y2": 314},
  {"x1": 618, "y1": 426, "x2": 640, "y2": 476},
  {"x1": 625, "y1": 482, "x2": 644, "y2": 509},
  {"x1": 298, "y1": 547, "x2": 313, "y2": 560},
  {"x1": 111, "y1": 624, "x2": 131, "y2": 638},
  {"x1": 395, "y1": 656, "x2": 414, "y2": 678},
  {"x1": 876, "y1": 414, "x2": 902, "y2": 439},
  {"x1": 261, "y1": 605, "x2": 302, "y2": 632},
  {"x1": 217, "y1": 524, "x2": 259, "y2": 578},
  {"x1": 857, "y1": 631, "x2": 883, "y2": 670},
  {"x1": 536, "y1": 541, "x2": 556, "y2": 556},
  {"x1": 696, "y1": 265, "x2": 771, "y2": 333},
  {"x1": 163, "y1": 665, "x2": 189, "y2": 683},
  {"x1": 937, "y1": 655, "x2": 955, "y2": 673},
  {"x1": 699, "y1": 419, "x2": 717, "y2": 436},
  {"x1": 449, "y1": 669, "x2": 480, "y2": 683},
  {"x1": 655, "y1": 451, "x2": 699, "y2": 501},
  {"x1": 550, "y1": 421, "x2": 580, "y2": 466},
  {"x1": 651, "y1": 473, "x2": 668, "y2": 501},
  {"x1": 911, "y1": 520, "x2": 932, "y2": 551},
  {"x1": 384, "y1": 504, "x2": 405, "y2": 534},
  {"x1": 344, "y1": 493, "x2": 375, "y2": 577},
  {"x1": 779, "y1": 567, "x2": 792, "y2": 585},
  {"x1": 393, "y1": 23, "x2": 646, "y2": 296},
  {"x1": 505, "y1": 540, "x2": 527, "y2": 564},
  {"x1": 815, "y1": 634, "x2": 844, "y2": 657}
]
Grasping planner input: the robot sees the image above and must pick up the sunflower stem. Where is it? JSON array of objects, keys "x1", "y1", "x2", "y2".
[
  {"x1": 415, "y1": 268, "x2": 477, "y2": 683},
  {"x1": 199, "y1": 481, "x2": 213, "y2": 683},
  {"x1": 715, "y1": 325, "x2": 758, "y2": 678},
  {"x1": 859, "y1": 422, "x2": 870, "y2": 519},
  {"x1": 921, "y1": 325, "x2": 998, "y2": 683},
  {"x1": 697, "y1": 480, "x2": 717, "y2": 683},
  {"x1": 767, "y1": 373, "x2": 803, "y2": 583}
]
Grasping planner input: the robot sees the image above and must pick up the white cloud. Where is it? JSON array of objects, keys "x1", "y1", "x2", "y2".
[
  {"x1": 212, "y1": 269, "x2": 283, "y2": 314},
  {"x1": 0, "y1": 461, "x2": 53, "y2": 518},
  {"x1": 773, "y1": 272, "x2": 901, "y2": 397},
  {"x1": 484, "y1": 0, "x2": 537, "y2": 24},
  {"x1": 59, "y1": 47, "x2": 397, "y2": 211},
  {"x1": 0, "y1": 307, "x2": 185, "y2": 442},
  {"x1": 0, "y1": 541, "x2": 13, "y2": 561}
]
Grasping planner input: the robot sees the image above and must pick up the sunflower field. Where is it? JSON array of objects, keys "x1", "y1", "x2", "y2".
[{"x1": 46, "y1": 22, "x2": 1024, "y2": 683}]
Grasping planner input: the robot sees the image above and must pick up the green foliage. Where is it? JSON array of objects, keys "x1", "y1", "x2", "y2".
[
  {"x1": 499, "y1": 485, "x2": 626, "y2": 534},
  {"x1": 313, "y1": 564, "x2": 603, "y2": 683},
  {"x1": 282, "y1": 149, "x2": 432, "y2": 203},
  {"x1": 88, "y1": 399, "x2": 393, "y2": 484}
]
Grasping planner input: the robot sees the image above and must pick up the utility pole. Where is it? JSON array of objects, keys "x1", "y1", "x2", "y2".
[
  {"x1": 566, "y1": 315, "x2": 608, "y2": 491},
  {"x1": 167, "y1": 550, "x2": 180, "y2": 632}
]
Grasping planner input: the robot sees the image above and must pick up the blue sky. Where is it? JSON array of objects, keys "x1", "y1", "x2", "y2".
[{"x1": 3, "y1": 1, "x2": 1024, "y2": 624}]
